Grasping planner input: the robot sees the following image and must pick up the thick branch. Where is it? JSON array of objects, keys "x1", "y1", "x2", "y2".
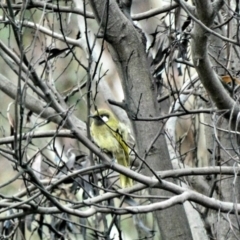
[
  {"x1": 0, "y1": 1, "x2": 178, "y2": 21},
  {"x1": 0, "y1": 73, "x2": 85, "y2": 130},
  {"x1": 188, "y1": 0, "x2": 240, "y2": 121}
]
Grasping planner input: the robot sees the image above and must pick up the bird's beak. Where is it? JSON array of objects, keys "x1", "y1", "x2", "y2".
[{"x1": 88, "y1": 114, "x2": 96, "y2": 119}]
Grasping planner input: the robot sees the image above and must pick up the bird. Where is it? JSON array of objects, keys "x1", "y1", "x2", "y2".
[{"x1": 90, "y1": 109, "x2": 133, "y2": 188}]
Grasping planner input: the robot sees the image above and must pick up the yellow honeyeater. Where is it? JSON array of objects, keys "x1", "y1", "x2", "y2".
[{"x1": 90, "y1": 109, "x2": 133, "y2": 188}]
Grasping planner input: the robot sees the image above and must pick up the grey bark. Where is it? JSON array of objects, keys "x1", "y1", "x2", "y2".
[
  {"x1": 215, "y1": 120, "x2": 240, "y2": 240},
  {"x1": 0, "y1": 73, "x2": 85, "y2": 131},
  {"x1": 190, "y1": 0, "x2": 240, "y2": 121},
  {"x1": 88, "y1": 1, "x2": 193, "y2": 239},
  {"x1": 187, "y1": 0, "x2": 240, "y2": 238}
]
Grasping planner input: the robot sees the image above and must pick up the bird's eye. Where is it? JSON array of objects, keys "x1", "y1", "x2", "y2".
[{"x1": 101, "y1": 115, "x2": 109, "y2": 122}]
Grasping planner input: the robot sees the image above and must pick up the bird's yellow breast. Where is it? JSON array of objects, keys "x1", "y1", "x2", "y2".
[{"x1": 91, "y1": 124, "x2": 122, "y2": 154}]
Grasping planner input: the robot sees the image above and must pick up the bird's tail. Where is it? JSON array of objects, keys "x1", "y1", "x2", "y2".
[
  {"x1": 120, "y1": 174, "x2": 133, "y2": 188},
  {"x1": 116, "y1": 147, "x2": 133, "y2": 188}
]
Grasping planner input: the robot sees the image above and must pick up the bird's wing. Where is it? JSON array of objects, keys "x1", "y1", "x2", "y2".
[
  {"x1": 113, "y1": 123, "x2": 133, "y2": 187},
  {"x1": 112, "y1": 123, "x2": 129, "y2": 160}
]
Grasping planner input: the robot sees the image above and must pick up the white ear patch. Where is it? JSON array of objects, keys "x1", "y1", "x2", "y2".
[{"x1": 101, "y1": 115, "x2": 109, "y2": 122}]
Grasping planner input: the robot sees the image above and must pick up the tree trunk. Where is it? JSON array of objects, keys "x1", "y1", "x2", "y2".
[{"x1": 88, "y1": 1, "x2": 193, "y2": 239}]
